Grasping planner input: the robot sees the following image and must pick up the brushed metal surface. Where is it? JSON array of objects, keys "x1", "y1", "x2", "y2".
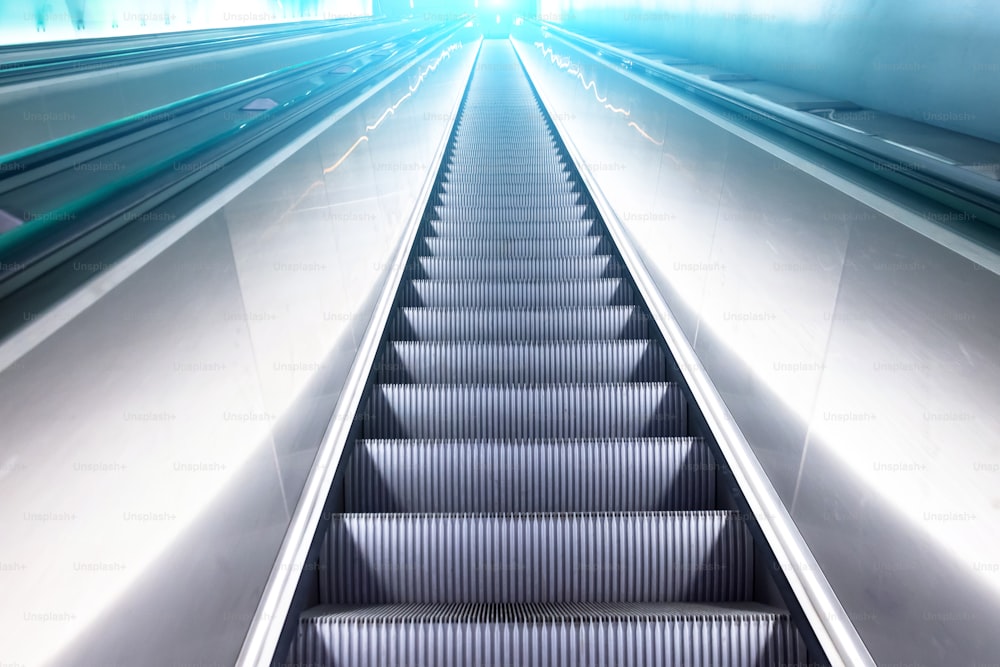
[
  {"x1": 295, "y1": 601, "x2": 806, "y2": 667},
  {"x1": 514, "y1": 25, "x2": 1000, "y2": 667},
  {"x1": 0, "y1": 21, "x2": 423, "y2": 157}
]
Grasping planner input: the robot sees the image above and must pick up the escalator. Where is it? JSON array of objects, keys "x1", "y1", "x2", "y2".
[{"x1": 286, "y1": 39, "x2": 809, "y2": 666}]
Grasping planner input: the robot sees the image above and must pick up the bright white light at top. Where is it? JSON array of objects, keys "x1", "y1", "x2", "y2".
[{"x1": 0, "y1": 0, "x2": 373, "y2": 43}]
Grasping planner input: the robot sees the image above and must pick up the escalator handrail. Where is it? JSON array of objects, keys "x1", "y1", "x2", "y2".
[
  {"x1": 0, "y1": 15, "x2": 383, "y2": 56},
  {"x1": 528, "y1": 18, "x2": 1000, "y2": 231},
  {"x1": 0, "y1": 16, "x2": 386, "y2": 85},
  {"x1": 0, "y1": 32, "x2": 398, "y2": 176},
  {"x1": 0, "y1": 20, "x2": 468, "y2": 298}
]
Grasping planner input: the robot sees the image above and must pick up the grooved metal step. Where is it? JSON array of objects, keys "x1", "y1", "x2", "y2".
[
  {"x1": 447, "y1": 154, "x2": 564, "y2": 165},
  {"x1": 436, "y1": 193, "x2": 583, "y2": 209},
  {"x1": 345, "y1": 437, "x2": 715, "y2": 512},
  {"x1": 448, "y1": 143, "x2": 559, "y2": 153},
  {"x1": 374, "y1": 340, "x2": 666, "y2": 383},
  {"x1": 455, "y1": 125, "x2": 554, "y2": 134},
  {"x1": 386, "y1": 307, "x2": 653, "y2": 341},
  {"x1": 453, "y1": 132, "x2": 555, "y2": 140},
  {"x1": 364, "y1": 383, "x2": 687, "y2": 439},
  {"x1": 445, "y1": 164, "x2": 571, "y2": 177},
  {"x1": 424, "y1": 220, "x2": 598, "y2": 238},
  {"x1": 413, "y1": 256, "x2": 623, "y2": 280},
  {"x1": 320, "y1": 512, "x2": 751, "y2": 604},
  {"x1": 440, "y1": 180, "x2": 578, "y2": 196},
  {"x1": 449, "y1": 145, "x2": 558, "y2": 155},
  {"x1": 417, "y1": 236, "x2": 613, "y2": 257},
  {"x1": 397, "y1": 279, "x2": 635, "y2": 308},
  {"x1": 294, "y1": 602, "x2": 806, "y2": 667},
  {"x1": 431, "y1": 204, "x2": 590, "y2": 223},
  {"x1": 443, "y1": 172, "x2": 572, "y2": 185}
]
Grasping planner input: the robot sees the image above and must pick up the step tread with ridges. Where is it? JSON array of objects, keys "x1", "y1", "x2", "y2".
[
  {"x1": 301, "y1": 600, "x2": 793, "y2": 622},
  {"x1": 431, "y1": 204, "x2": 591, "y2": 223},
  {"x1": 320, "y1": 511, "x2": 751, "y2": 604},
  {"x1": 386, "y1": 307, "x2": 653, "y2": 341},
  {"x1": 375, "y1": 340, "x2": 667, "y2": 383},
  {"x1": 440, "y1": 183, "x2": 579, "y2": 196},
  {"x1": 417, "y1": 237, "x2": 613, "y2": 257},
  {"x1": 397, "y1": 279, "x2": 635, "y2": 308},
  {"x1": 432, "y1": 194, "x2": 585, "y2": 208},
  {"x1": 443, "y1": 172, "x2": 572, "y2": 185},
  {"x1": 364, "y1": 382, "x2": 687, "y2": 439},
  {"x1": 415, "y1": 256, "x2": 623, "y2": 280},
  {"x1": 424, "y1": 220, "x2": 598, "y2": 238},
  {"x1": 345, "y1": 437, "x2": 715, "y2": 512},
  {"x1": 294, "y1": 603, "x2": 807, "y2": 666}
]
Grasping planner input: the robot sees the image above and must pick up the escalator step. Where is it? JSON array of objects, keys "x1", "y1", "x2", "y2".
[
  {"x1": 453, "y1": 126, "x2": 554, "y2": 133},
  {"x1": 294, "y1": 602, "x2": 806, "y2": 667},
  {"x1": 374, "y1": 340, "x2": 666, "y2": 383},
  {"x1": 443, "y1": 171, "x2": 572, "y2": 186},
  {"x1": 414, "y1": 256, "x2": 623, "y2": 280},
  {"x1": 344, "y1": 437, "x2": 715, "y2": 512},
  {"x1": 448, "y1": 143, "x2": 559, "y2": 154},
  {"x1": 452, "y1": 134, "x2": 555, "y2": 143},
  {"x1": 320, "y1": 512, "x2": 751, "y2": 604},
  {"x1": 364, "y1": 383, "x2": 686, "y2": 439},
  {"x1": 457, "y1": 113, "x2": 551, "y2": 121},
  {"x1": 436, "y1": 193, "x2": 583, "y2": 209},
  {"x1": 431, "y1": 204, "x2": 590, "y2": 223},
  {"x1": 447, "y1": 153, "x2": 564, "y2": 166},
  {"x1": 440, "y1": 180, "x2": 578, "y2": 196},
  {"x1": 386, "y1": 307, "x2": 652, "y2": 341},
  {"x1": 396, "y1": 279, "x2": 634, "y2": 308},
  {"x1": 445, "y1": 164, "x2": 571, "y2": 177},
  {"x1": 448, "y1": 145, "x2": 558, "y2": 157},
  {"x1": 423, "y1": 220, "x2": 598, "y2": 238},
  {"x1": 417, "y1": 236, "x2": 613, "y2": 257},
  {"x1": 455, "y1": 126, "x2": 553, "y2": 133}
]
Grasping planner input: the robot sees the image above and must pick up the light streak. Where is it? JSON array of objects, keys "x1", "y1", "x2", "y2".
[
  {"x1": 271, "y1": 43, "x2": 463, "y2": 230},
  {"x1": 628, "y1": 121, "x2": 664, "y2": 146},
  {"x1": 535, "y1": 41, "x2": 666, "y2": 148}
]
